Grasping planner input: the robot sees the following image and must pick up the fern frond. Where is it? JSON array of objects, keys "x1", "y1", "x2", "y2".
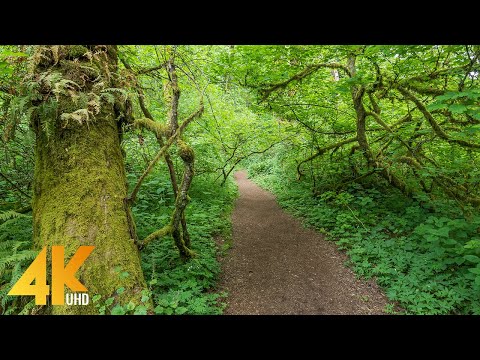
[{"x1": 0, "y1": 210, "x2": 26, "y2": 222}]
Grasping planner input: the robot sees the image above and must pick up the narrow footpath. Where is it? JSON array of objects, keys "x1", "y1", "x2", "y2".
[{"x1": 219, "y1": 170, "x2": 388, "y2": 314}]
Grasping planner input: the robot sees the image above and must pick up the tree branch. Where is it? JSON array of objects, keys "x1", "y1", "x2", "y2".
[
  {"x1": 128, "y1": 101, "x2": 204, "y2": 203},
  {"x1": 297, "y1": 137, "x2": 358, "y2": 178},
  {"x1": 397, "y1": 86, "x2": 480, "y2": 149},
  {"x1": 0, "y1": 172, "x2": 31, "y2": 199},
  {"x1": 259, "y1": 62, "x2": 351, "y2": 101}
]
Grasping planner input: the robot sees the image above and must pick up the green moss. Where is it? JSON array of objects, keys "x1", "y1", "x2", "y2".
[
  {"x1": 134, "y1": 118, "x2": 167, "y2": 139},
  {"x1": 178, "y1": 140, "x2": 194, "y2": 163},
  {"x1": 67, "y1": 45, "x2": 89, "y2": 59},
  {"x1": 142, "y1": 224, "x2": 173, "y2": 247},
  {"x1": 31, "y1": 46, "x2": 148, "y2": 314}
]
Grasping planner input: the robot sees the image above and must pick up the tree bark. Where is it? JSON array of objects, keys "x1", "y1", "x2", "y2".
[{"x1": 30, "y1": 45, "x2": 147, "y2": 314}]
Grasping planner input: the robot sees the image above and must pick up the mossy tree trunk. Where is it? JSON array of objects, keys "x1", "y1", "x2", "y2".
[{"x1": 30, "y1": 45, "x2": 147, "y2": 314}]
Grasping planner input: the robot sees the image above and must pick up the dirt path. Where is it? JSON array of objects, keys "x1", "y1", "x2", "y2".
[{"x1": 219, "y1": 170, "x2": 389, "y2": 314}]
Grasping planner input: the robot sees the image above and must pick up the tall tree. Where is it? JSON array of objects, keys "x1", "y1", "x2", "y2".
[{"x1": 28, "y1": 45, "x2": 146, "y2": 314}]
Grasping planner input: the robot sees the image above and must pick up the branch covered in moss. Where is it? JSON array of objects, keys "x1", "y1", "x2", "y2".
[
  {"x1": 171, "y1": 140, "x2": 195, "y2": 257},
  {"x1": 128, "y1": 101, "x2": 204, "y2": 203},
  {"x1": 397, "y1": 86, "x2": 480, "y2": 149},
  {"x1": 139, "y1": 224, "x2": 172, "y2": 250},
  {"x1": 121, "y1": 57, "x2": 181, "y2": 198},
  {"x1": 165, "y1": 58, "x2": 180, "y2": 135},
  {"x1": 133, "y1": 118, "x2": 167, "y2": 139},
  {"x1": 137, "y1": 63, "x2": 167, "y2": 75},
  {"x1": 397, "y1": 156, "x2": 480, "y2": 206},
  {"x1": 260, "y1": 62, "x2": 351, "y2": 102}
]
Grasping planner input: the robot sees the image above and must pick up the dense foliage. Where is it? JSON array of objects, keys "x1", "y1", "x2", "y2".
[{"x1": 1, "y1": 45, "x2": 479, "y2": 314}]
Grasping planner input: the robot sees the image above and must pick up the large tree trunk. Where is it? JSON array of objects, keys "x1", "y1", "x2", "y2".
[{"x1": 30, "y1": 45, "x2": 147, "y2": 314}]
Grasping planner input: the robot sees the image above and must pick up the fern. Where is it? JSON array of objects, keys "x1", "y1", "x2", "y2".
[
  {"x1": 0, "y1": 210, "x2": 25, "y2": 222},
  {"x1": 0, "y1": 210, "x2": 35, "y2": 314},
  {"x1": 101, "y1": 87, "x2": 129, "y2": 101}
]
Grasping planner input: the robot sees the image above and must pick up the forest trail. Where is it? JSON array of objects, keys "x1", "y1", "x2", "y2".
[{"x1": 219, "y1": 170, "x2": 389, "y2": 314}]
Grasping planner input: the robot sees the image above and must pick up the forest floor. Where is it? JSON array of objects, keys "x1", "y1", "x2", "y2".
[{"x1": 218, "y1": 170, "x2": 389, "y2": 314}]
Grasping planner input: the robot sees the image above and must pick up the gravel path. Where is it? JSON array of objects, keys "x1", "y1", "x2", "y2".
[{"x1": 219, "y1": 170, "x2": 388, "y2": 314}]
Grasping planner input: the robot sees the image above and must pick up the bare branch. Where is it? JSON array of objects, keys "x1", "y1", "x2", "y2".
[{"x1": 297, "y1": 137, "x2": 358, "y2": 178}]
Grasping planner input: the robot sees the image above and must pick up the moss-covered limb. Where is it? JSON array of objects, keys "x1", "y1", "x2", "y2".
[
  {"x1": 397, "y1": 156, "x2": 480, "y2": 206},
  {"x1": 397, "y1": 156, "x2": 422, "y2": 169},
  {"x1": 125, "y1": 65, "x2": 181, "y2": 200},
  {"x1": 127, "y1": 101, "x2": 204, "y2": 203},
  {"x1": 366, "y1": 111, "x2": 419, "y2": 159},
  {"x1": 31, "y1": 46, "x2": 148, "y2": 315},
  {"x1": 139, "y1": 224, "x2": 172, "y2": 250},
  {"x1": 176, "y1": 140, "x2": 194, "y2": 248},
  {"x1": 133, "y1": 118, "x2": 167, "y2": 139},
  {"x1": 165, "y1": 57, "x2": 180, "y2": 135},
  {"x1": 346, "y1": 54, "x2": 411, "y2": 197},
  {"x1": 181, "y1": 213, "x2": 190, "y2": 248},
  {"x1": 405, "y1": 63, "x2": 477, "y2": 83},
  {"x1": 171, "y1": 140, "x2": 195, "y2": 258},
  {"x1": 377, "y1": 160, "x2": 412, "y2": 197},
  {"x1": 136, "y1": 63, "x2": 167, "y2": 75},
  {"x1": 401, "y1": 82, "x2": 445, "y2": 96},
  {"x1": 397, "y1": 86, "x2": 480, "y2": 150},
  {"x1": 390, "y1": 112, "x2": 414, "y2": 130},
  {"x1": 122, "y1": 55, "x2": 189, "y2": 251},
  {"x1": 375, "y1": 137, "x2": 394, "y2": 160},
  {"x1": 260, "y1": 62, "x2": 352, "y2": 102},
  {"x1": 347, "y1": 54, "x2": 374, "y2": 167},
  {"x1": 296, "y1": 137, "x2": 358, "y2": 178},
  {"x1": 367, "y1": 92, "x2": 382, "y2": 114}
]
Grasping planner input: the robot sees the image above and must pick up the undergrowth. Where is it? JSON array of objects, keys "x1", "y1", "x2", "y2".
[
  {"x1": 130, "y1": 171, "x2": 237, "y2": 315},
  {"x1": 246, "y1": 154, "x2": 480, "y2": 315},
  {"x1": 0, "y1": 210, "x2": 36, "y2": 315},
  {"x1": 0, "y1": 171, "x2": 236, "y2": 315}
]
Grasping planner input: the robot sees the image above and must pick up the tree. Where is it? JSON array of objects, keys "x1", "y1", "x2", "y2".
[{"x1": 21, "y1": 46, "x2": 147, "y2": 314}]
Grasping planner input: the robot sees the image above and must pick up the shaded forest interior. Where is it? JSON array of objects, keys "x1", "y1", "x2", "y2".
[{"x1": 1, "y1": 45, "x2": 480, "y2": 315}]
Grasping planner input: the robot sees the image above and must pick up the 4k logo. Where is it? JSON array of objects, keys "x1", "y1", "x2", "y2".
[{"x1": 8, "y1": 246, "x2": 94, "y2": 305}]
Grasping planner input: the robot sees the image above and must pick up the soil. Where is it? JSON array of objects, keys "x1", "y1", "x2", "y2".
[{"x1": 218, "y1": 170, "x2": 389, "y2": 315}]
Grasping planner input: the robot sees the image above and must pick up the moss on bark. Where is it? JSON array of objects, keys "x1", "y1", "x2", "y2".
[{"x1": 31, "y1": 45, "x2": 147, "y2": 314}]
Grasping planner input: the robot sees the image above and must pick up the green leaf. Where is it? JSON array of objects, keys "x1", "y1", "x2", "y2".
[
  {"x1": 104, "y1": 297, "x2": 115, "y2": 306},
  {"x1": 464, "y1": 255, "x2": 480, "y2": 263},
  {"x1": 448, "y1": 104, "x2": 468, "y2": 114},
  {"x1": 175, "y1": 306, "x2": 188, "y2": 315},
  {"x1": 133, "y1": 305, "x2": 148, "y2": 315},
  {"x1": 116, "y1": 287, "x2": 125, "y2": 295},
  {"x1": 154, "y1": 305, "x2": 164, "y2": 314},
  {"x1": 111, "y1": 305, "x2": 126, "y2": 315},
  {"x1": 0, "y1": 50, "x2": 27, "y2": 57},
  {"x1": 120, "y1": 271, "x2": 130, "y2": 279},
  {"x1": 141, "y1": 294, "x2": 149, "y2": 303},
  {"x1": 126, "y1": 301, "x2": 136, "y2": 311},
  {"x1": 165, "y1": 308, "x2": 173, "y2": 315},
  {"x1": 92, "y1": 294, "x2": 101, "y2": 303},
  {"x1": 468, "y1": 268, "x2": 480, "y2": 275},
  {"x1": 426, "y1": 102, "x2": 448, "y2": 111}
]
